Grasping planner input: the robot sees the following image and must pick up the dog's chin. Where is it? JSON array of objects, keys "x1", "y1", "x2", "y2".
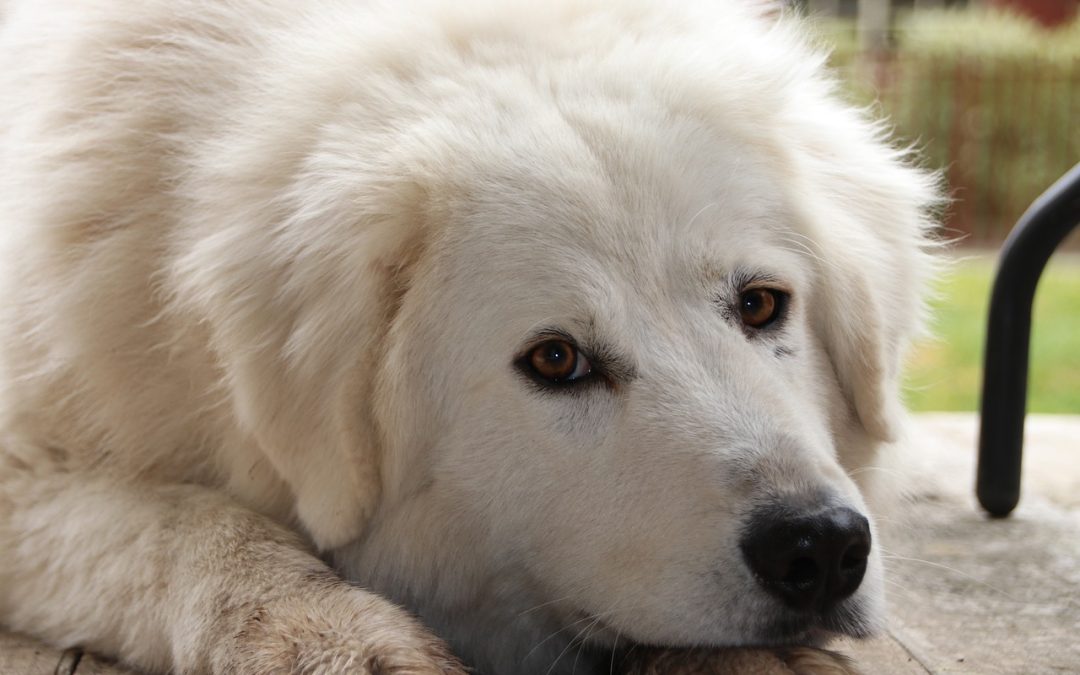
[
  {"x1": 748, "y1": 595, "x2": 876, "y2": 643},
  {"x1": 577, "y1": 596, "x2": 876, "y2": 653},
  {"x1": 755, "y1": 612, "x2": 872, "y2": 646},
  {"x1": 547, "y1": 605, "x2": 874, "y2": 675}
]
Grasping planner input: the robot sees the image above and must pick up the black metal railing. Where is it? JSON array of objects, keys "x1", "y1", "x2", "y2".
[{"x1": 977, "y1": 162, "x2": 1080, "y2": 517}]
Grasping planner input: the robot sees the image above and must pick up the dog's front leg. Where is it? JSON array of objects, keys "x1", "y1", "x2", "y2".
[{"x1": 0, "y1": 470, "x2": 464, "y2": 675}]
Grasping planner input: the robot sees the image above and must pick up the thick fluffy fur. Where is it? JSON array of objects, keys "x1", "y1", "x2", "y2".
[{"x1": 0, "y1": 1, "x2": 938, "y2": 673}]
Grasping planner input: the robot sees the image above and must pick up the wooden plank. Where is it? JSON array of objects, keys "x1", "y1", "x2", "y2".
[
  {"x1": 0, "y1": 631, "x2": 65, "y2": 675},
  {"x1": 835, "y1": 634, "x2": 932, "y2": 674}
]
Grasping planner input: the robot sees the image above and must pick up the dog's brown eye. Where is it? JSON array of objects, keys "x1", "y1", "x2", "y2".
[
  {"x1": 739, "y1": 288, "x2": 786, "y2": 329},
  {"x1": 527, "y1": 339, "x2": 592, "y2": 383}
]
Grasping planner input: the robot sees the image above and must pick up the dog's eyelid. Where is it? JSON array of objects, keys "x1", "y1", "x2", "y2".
[
  {"x1": 732, "y1": 271, "x2": 792, "y2": 296},
  {"x1": 516, "y1": 329, "x2": 583, "y2": 360},
  {"x1": 742, "y1": 282, "x2": 793, "y2": 297},
  {"x1": 514, "y1": 328, "x2": 635, "y2": 386}
]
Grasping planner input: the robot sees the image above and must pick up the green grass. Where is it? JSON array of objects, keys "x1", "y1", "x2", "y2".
[{"x1": 904, "y1": 254, "x2": 1080, "y2": 412}]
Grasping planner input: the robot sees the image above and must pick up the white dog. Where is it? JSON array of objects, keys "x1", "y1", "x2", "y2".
[{"x1": 0, "y1": 1, "x2": 939, "y2": 673}]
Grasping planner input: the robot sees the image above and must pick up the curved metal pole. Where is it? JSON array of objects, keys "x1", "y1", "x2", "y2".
[{"x1": 977, "y1": 162, "x2": 1080, "y2": 517}]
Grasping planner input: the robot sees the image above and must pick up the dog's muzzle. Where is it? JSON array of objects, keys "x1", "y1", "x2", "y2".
[{"x1": 739, "y1": 504, "x2": 871, "y2": 613}]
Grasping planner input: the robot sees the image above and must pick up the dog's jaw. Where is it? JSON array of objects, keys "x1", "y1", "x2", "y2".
[
  {"x1": 333, "y1": 526, "x2": 611, "y2": 675},
  {"x1": 333, "y1": 485, "x2": 885, "y2": 675}
]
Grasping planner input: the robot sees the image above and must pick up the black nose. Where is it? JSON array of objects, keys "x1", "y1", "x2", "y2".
[{"x1": 740, "y1": 505, "x2": 871, "y2": 612}]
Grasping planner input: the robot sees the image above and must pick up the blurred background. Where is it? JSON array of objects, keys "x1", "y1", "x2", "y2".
[{"x1": 794, "y1": 0, "x2": 1079, "y2": 414}]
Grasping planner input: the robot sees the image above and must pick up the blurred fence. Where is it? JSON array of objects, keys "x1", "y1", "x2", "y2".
[
  {"x1": 857, "y1": 53, "x2": 1078, "y2": 244},
  {"x1": 822, "y1": 10, "x2": 1080, "y2": 246}
]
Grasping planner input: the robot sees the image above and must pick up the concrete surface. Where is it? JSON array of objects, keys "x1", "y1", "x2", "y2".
[
  {"x1": 0, "y1": 632, "x2": 135, "y2": 675},
  {"x1": 1, "y1": 413, "x2": 1077, "y2": 674},
  {"x1": 846, "y1": 413, "x2": 1080, "y2": 674}
]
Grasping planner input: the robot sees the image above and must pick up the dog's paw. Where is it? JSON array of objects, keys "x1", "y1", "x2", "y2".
[
  {"x1": 622, "y1": 646, "x2": 860, "y2": 675},
  {"x1": 221, "y1": 587, "x2": 466, "y2": 675}
]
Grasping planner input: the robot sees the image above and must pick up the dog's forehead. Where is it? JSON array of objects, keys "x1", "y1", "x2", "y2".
[{"x1": 441, "y1": 100, "x2": 799, "y2": 293}]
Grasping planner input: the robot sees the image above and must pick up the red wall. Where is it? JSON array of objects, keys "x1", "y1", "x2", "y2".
[{"x1": 990, "y1": 0, "x2": 1079, "y2": 27}]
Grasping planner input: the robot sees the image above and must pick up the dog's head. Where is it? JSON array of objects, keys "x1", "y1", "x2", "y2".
[
  {"x1": 362, "y1": 95, "x2": 934, "y2": 645},
  {"x1": 355, "y1": 95, "x2": 933, "y2": 672},
  {"x1": 181, "y1": 1, "x2": 938, "y2": 671}
]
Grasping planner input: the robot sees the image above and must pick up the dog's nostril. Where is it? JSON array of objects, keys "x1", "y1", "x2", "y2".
[
  {"x1": 784, "y1": 557, "x2": 819, "y2": 591},
  {"x1": 740, "y1": 505, "x2": 871, "y2": 612}
]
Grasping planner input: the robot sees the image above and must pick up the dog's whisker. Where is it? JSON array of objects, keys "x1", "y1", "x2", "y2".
[
  {"x1": 546, "y1": 613, "x2": 601, "y2": 675},
  {"x1": 682, "y1": 202, "x2": 718, "y2": 232},
  {"x1": 517, "y1": 594, "x2": 577, "y2": 618},
  {"x1": 524, "y1": 591, "x2": 637, "y2": 666},
  {"x1": 846, "y1": 464, "x2": 909, "y2": 480},
  {"x1": 881, "y1": 577, "x2": 922, "y2": 599},
  {"x1": 774, "y1": 232, "x2": 848, "y2": 274},
  {"x1": 774, "y1": 235, "x2": 827, "y2": 265},
  {"x1": 524, "y1": 614, "x2": 594, "y2": 664},
  {"x1": 523, "y1": 593, "x2": 650, "y2": 667},
  {"x1": 619, "y1": 643, "x2": 643, "y2": 673},
  {"x1": 879, "y1": 550, "x2": 1021, "y2": 602},
  {"x1": 608, "y1": 627, "x2": 622, "y2": 675},
  {"x1": 541, "y1": 594, "x2": 652, "y2": 674},
  {"x1": 775, "y1": 244, "x2": 837, "y2": 275},
  {"x1": 569, "y1": 615, "x2": 602, "y2": 674}
]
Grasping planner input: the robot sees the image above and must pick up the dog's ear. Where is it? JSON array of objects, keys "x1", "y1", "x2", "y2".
[
  {"x1": 782, "y1": 108, "x2": 941, "y2": 443},
  {"x1": 173, "y1": 150, "x2": 429, "y2": 550},
  {"x1": 812, "y1": 249, "x2": 908, "y2": 443}
]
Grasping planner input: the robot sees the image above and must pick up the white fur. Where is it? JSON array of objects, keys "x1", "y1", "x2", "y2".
[{"x1": 0, "y1": 1, "x2": 939, "y2": 673}]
